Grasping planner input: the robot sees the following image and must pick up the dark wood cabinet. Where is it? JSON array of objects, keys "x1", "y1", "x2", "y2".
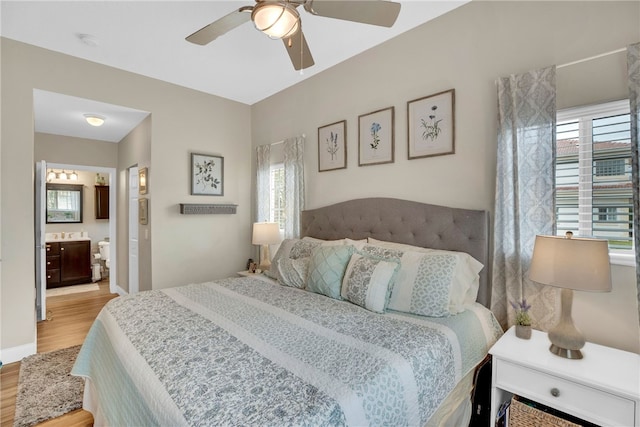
[
  {"x1": 95, "y1": 186, "x2": 109, "y2": 219},
  {"x1": 45, "y1": 240, "x2": 91, "y2": 288}
]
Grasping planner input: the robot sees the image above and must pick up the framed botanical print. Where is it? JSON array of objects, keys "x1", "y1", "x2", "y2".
[
  {"x1": 191, "y1": 153, "x2": 224, "y2": 196},
  {"x1": 138, "y1": 167, "x2": 148, "y2": 195},
  {"x1": 358, "y1": 106, "x2": 394, "y2": 166},
  {"x1": 318, "y1": 120, "x2": 347, "y2": 172},
  {"x1": 407, "y1": 89, "x2": 455, "y2": 159},
  {"x1": 139, "y1": 197, "x2": 148, "y2": 225}
]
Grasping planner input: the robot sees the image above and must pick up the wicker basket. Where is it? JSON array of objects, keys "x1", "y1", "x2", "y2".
[{"x1": 509, "y1": 397, "x2": 581, "y2": 427}]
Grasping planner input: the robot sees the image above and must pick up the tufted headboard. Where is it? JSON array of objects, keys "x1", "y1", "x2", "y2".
[{"x1": 300, "y1": 198, "x2": 491, "y2": 308}]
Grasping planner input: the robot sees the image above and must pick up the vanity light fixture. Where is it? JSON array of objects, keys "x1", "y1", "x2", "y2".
[
  {"x1": 47, "y1": 170, "x2": 57, "y2": 182},
  {"x1": 59, "y1": 171, "x2": 68, "y2": 180},
  {"x1": 84, "y1": 114, "x2": 105, "y2": 127},
  {"x1": 69, "y1": 171, "x2": 78, "y2": 181}
]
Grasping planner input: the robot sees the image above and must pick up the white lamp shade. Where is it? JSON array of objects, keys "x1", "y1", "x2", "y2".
[
  {"x1": 529, "y1": 234, "x2": 612, "y2": 292},
  {"x1": 252, "y1": 222, "x2": 281, "y2": 245}
]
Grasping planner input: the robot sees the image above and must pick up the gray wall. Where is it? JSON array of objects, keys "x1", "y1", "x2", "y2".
[
  {"x1": 251, "y1": 1, "x2": 640, "y2": 352},
  {"x1": 0, "y1": 38, "x2": 252, "y2": 361}
]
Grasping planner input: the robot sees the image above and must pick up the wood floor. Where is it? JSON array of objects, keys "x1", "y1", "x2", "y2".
[{"x1": 0, "y1": 280, "x2": 118, "y2": 427}]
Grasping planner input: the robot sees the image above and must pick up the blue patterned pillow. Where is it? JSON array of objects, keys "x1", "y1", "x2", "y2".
[
  {"x1": 341, "y1": 253, "x2": 398, "y2": 313},
  {"x1": 387, "y1": 251, "x2": 460, "y2": 317},
  {"x1": 307, "y1": 245, "x2": 355, "y2": 299}
]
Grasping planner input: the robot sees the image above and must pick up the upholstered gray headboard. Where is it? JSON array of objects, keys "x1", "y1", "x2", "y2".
[{"x1": 300, "y1": 198, "x2": 491, "y2": 308}]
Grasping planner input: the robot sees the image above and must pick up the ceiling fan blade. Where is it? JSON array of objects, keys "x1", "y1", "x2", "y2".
[
  {"x1": 186, "y1": 6, "x2": 253, "y2": 45},
  {"x1": 304, "y1": 0, "x2": 401, "y2": 27},
  {"x1": 283, "y1": 30, "x2": 315, "y2": 71}
]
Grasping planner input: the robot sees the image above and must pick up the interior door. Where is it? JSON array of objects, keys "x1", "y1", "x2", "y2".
[
  {"x1": 35, "y1": 160, "x2": 47, "y2": 321},
  {"x1": 128, "y1": 166, "x2": 139, "y2": 294}
]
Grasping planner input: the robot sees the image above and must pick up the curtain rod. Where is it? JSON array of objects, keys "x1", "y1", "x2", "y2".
[
  {"x1": 270, "y1": 134, "x2": 306, "y2": 146},
  {"x1": 557, "y1": 47, "x2": 626, "y2": 69}
]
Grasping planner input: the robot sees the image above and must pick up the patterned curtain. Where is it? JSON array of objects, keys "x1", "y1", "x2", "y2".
[
  {"x1": 255, "y1": 144, "x2": 271, "y2": 222},
  {"x1": 283, "y1": 136, "x2": 305, "y2": 239},
  {"x1": 627, "y1": 42, "x2": 640, "y2": 326},
  {"x1": 491, "y1": 66, "x2": 558, "y2": 330}
]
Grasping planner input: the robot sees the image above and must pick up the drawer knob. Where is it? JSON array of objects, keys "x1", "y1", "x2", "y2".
[{"x1": 550, "y1": 388, "x2": 560, "y2": 397}]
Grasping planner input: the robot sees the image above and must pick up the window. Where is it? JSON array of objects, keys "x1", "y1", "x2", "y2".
[
  {"x1": 270, "y1": 164, "x2": 285, "y2": 230},
  {"x1": 556, "y1": 100, "x2": 633, "y2": 252}
]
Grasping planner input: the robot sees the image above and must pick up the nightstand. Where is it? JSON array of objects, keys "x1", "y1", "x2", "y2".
[
  {"x1": 490, "y1": 326, "x2": 639, "y2": 427},
  {"x1": 237, "y1": 270, "x2": 257, "y2": 277}
]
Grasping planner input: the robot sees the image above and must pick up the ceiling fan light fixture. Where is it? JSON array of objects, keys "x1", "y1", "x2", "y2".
[
  {"x1": 84, "y1": 114, "x2": 105, "y2": 127},
  {"x1": 252, "y1": 2, "x2": 300, "y2": 39}
]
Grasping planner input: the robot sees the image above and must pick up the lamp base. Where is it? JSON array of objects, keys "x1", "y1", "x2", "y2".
[
  {"x1": 258, "y1": 244, "x2": 272, "y2": 271},
  {"x1": 549, "y1": 344, "x2": 583, "y2": 360},
  {"x1": 548, "y1": 288, "x2": 585, "y2": 360}
]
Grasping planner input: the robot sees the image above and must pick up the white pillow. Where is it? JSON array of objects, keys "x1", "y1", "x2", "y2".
[
  {"x1": 303, "y1": 237, "x2": 367, "y2": 248},
  {"x1": 365, "y1": 239, "x2": 483, "y2": 315},
  {"x1": 341, "y1": 253, "x2": 398, "y2": 313}
]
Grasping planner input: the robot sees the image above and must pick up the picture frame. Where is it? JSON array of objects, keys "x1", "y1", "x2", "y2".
[
  {"x1": 138, "y1": 167, "x2": 148, "y2": 195},
  {"x1": 190, "y1": 153, "x2": 224, "y2": 196},
  {"x1": 358, "y1": 106, "x2": 394, "y2": 166},
  {"x1": 139, "y1": 197, "x2": 148, "y2": 225},
  {"x1": 318, "y1": 120, "x2": 347, "y2": 172},
  {"x1": 407, "y1": 89, "x2": 455, "y2": 159}
]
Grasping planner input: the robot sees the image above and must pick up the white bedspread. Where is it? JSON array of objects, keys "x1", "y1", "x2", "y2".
[{"x1": 72, "y1": 277, "x2": 502, "y2": 426}]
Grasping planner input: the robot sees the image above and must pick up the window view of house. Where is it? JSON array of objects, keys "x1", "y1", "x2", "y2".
[
  {"x1": 270, "y1": 164, "x2": 285, "y2": 230},
  {"x1": 556, "y1": 100, "x2": 633, "y2": 250}
]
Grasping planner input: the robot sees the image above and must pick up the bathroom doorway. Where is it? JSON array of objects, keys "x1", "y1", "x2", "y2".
[{"x1": 35, "y1": 161, "x2": 117, "y2": 321}]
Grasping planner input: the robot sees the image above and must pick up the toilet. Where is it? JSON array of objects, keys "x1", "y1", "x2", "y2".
[{"x1": 98, "y1": 240, "x2": 110, "y2": 272}]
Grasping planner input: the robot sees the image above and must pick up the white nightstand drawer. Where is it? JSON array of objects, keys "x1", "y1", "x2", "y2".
[{"x1": 496, "y1": 359, "x2": 636, "y2": 427}]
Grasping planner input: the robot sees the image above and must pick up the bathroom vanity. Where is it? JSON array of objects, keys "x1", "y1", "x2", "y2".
[{"x1": 45, "y1": 238, "x2": 91, "y2": 288}]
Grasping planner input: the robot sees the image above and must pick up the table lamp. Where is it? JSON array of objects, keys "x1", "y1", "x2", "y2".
[
  {"x1": 529, "y1": 232, "x2": 611, "y2": 359},
  {"x1": 252, "y1": 222, "x2": 281, "y2": 271}
]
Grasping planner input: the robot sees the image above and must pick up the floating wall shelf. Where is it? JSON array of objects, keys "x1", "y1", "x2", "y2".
[{"x1": 179, "y1": 204, "x2": 238, "y2": 215}]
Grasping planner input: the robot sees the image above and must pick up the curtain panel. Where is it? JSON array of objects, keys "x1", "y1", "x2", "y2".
[
  {"x1": 283, "y1": 136, "x2": 305, "y2": 239},
  {"x1": 255, "y1": 144, "x2": 271, "y2": 223},
  {"x1": 491, "y1": 66, "x2": 558, "y2": 330},
  {"x1": 627, "y1": 42, "x2": 640, "y2": 326}
]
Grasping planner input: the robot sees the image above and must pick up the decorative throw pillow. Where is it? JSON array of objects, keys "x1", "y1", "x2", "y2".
[
  {"x1": 387, "y1": 251, "x2": 475, "y2": 317},
  {"x1": 265, "y1": 238, "x2": 320, "y2": 281},
  {"x1": 276, "y1": 256, "x2": 309, "y2": 289},
  {"x1": 341, "y1": 253, "x2": 398, "y2": 313},
  {"x1": 306, "y1": 245, "x2": 355, "y2": 299},
  {"x1": 366, "y1": 239, "x2": 484, "y2": 314}
]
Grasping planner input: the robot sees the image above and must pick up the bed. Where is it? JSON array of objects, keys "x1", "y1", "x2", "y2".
[{"x1": 72, "y1": 198, "x2": 503, "y2": 426}]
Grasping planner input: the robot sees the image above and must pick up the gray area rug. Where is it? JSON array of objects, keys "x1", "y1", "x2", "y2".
[{"x1": 14, "y1": 345, "x2": 84, "y2": 427}]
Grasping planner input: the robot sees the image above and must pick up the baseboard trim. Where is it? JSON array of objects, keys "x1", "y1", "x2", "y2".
[
  {"x1": 0, "y1": 342, "x2": 37, "y2": 364},
  {"x1": 115, "y1": 285, "x2": 128, "y2": 296}
]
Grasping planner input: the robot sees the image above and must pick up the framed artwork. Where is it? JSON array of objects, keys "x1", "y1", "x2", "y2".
[
  {"x1": 358, "y1": 106, "x2": 394, "y2": 166},
  {"x1": 407, "y1": 89, "x2": 455, "y2": 159},
  {"x1": 139, "y1": 197, "x2": 148, "y2": 225},
  {"x1": 191, "y1": 153, "x2": 224, "y2": 196},
  {"x1": 138, "y1": 167, "x2": 148, "y2": 195},
  {"x1": 318, "y1": 120, "x2": 347, "y2": 172}
]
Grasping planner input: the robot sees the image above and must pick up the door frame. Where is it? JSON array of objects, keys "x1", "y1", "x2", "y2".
[{"x1": 36, "y1": 163, "x2": 118, "y2": 298}]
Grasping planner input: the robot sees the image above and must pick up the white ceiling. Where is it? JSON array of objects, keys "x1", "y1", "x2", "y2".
[
  {"x1": 34, "y1": 90, "x2": 151, "y2": 143},
  {"x1": 2, "y1": 0, "x2": 467, "y2": 142}
]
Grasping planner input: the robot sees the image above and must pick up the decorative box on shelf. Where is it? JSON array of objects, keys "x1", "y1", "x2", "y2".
[{"x1": 489, "y1": 326, "x2": 640, "y2": 427}]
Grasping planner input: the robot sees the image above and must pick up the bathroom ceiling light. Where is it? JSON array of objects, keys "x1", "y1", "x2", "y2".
[{"x1": 84, "y1": 114, "x2": 105, "y2": 127}]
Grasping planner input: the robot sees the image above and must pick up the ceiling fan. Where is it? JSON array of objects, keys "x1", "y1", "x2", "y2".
[{"x1": 186, "y1": 1, "x2": 402, "y2": 71}]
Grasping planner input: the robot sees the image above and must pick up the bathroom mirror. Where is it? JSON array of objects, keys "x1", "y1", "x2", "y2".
[{"x1": 46, "y1": 183, "x2": 84, "y2": 223}]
